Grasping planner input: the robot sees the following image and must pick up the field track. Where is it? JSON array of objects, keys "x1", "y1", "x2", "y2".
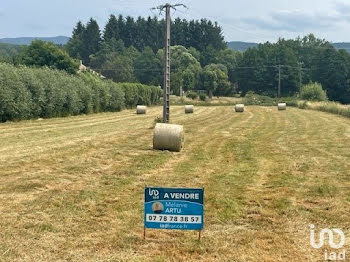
[{"x1": 0, "y1": 106, "x2": 349, "y2": 261}]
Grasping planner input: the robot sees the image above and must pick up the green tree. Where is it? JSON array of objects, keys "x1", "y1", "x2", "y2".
[
  {"x1": 104, "y1": 15, "x2": 120, "y2": 41},
  {"x1": 81, "y1": 18, "x2": 101, "y2": 65},
  {"x1": 66, "y1": 21, "x2": 85, "y2": 60},
  {"x1": 217, "y1": 49, "x2": 242, "y2": 87},
  {"x1": 158, "y1": 45, "x2": 201, "y2": 94},
  {"x1": 202, "y1": 70, "x2": 217, "y2": 98},
  {"x1": 202, "y1": 64, "x2": 231, "y2": 97},
  {"x1": 21, "y1": 40, "x2": 79, "y2": 74},
  {"x1": 100, "y1": 53, "x2": 135, "y2": 82},
  {"x1": 134, "y1": 46, "x2": 161, "y2": 85}
]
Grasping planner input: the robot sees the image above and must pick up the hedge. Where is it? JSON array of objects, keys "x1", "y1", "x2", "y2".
[{"x1": 0, "y1": 63, "x2": 162, "y2": 122}]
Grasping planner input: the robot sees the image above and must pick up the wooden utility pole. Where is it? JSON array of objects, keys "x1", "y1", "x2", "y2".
[
  {"x1": 278, "y1": 64, "x2": 281, "y2": 98},
  {"x1": 299, "y1": 62, "x2": 303, "y2": 93},
  {"x1": 163, "y1": 4, "x2": 171, "y2": 123},
  {"x1": 152, "y1": 3, "x2": 186, "y2": 123}
]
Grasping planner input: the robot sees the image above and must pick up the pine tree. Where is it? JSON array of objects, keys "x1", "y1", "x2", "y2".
[
  {"x1": 104, "y1": 15, "x2": 120, "y2": 41},
  {"x1": 66, "y1": 21, "x2": 85, "y2": 59},
  {"x1": 81, "y1": 18, "x2": 101, "y2": 65}
]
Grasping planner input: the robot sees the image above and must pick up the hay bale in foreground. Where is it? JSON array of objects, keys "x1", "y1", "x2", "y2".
[
  {"x1": 235, "y1": 104, "x2": 245, "y2": 112},
  {"x1": 137, "y1": 105, "x2": 147, "y2": 114},
  {"x1": 185, "y1": 105, "x2": 194, "y2": 114},
  {"x1": 278, "y1": 103, "x2": 287, "y2": 111},
  {"x1": 153, "y1": 123, "x2": 184, "y2": 152}
]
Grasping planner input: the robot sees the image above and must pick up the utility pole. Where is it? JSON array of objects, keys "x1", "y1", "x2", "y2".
[
  {"x1": 152, "y1": 3, "x2": 187, "y2": 123},
  {"x1": 278, "y1": 64, "x2": 281, "y2": 98},
  {"x1": 298, "y1": 62, "x2": 303, "y2": 93},
  {"x1": 163, "y1": 3, "x2": 171, "y2": 123}
]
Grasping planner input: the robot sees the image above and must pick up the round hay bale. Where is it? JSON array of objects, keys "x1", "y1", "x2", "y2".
[
  {"x1": 136, "y1": 105, "x2": 147, "y2": 114},
  {"x1": 153, "y1": 123, "x2": 184, "y2": 152},
  {"x1": 278, "y1": 103, "x2": 287, "y2": 111},
  {"x1": 235, "y1": 104, "x2": 245, "y2": 112},
  {"x1": 185, "y1": 105, "x2": 194, "y2": 114}
]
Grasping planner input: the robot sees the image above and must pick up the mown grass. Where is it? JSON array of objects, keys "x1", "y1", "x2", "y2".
[{"x1": 0, "y1": 105, "x2": 349, "y2": 261}]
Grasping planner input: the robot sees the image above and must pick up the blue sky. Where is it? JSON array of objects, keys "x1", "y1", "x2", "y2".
[{"x1": 1, "y1": 0, "x2": 350, "y2": 42}]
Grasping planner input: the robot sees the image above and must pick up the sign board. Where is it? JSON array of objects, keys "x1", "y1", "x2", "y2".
[{"x1": 144, "y1": 187, "x2": 204, "y2": 231}]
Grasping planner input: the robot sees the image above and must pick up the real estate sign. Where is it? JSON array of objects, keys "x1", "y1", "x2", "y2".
[{"x1": 144, "y1": 187, "x2": 204, "y2": 231}]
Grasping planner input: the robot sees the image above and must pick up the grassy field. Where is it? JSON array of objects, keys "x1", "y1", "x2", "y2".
[{"x1": 0, "y1": 106, "x2": 349, "y2": 261}]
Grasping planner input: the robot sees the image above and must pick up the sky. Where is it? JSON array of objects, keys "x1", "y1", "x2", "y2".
[{"x1": 1, "y1": 0, "x2": 350, "y2": 43}]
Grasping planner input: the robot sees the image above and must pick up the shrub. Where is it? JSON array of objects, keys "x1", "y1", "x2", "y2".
[
  {"x1": 0, "y1": 63, "x2": 161, "y2": 122},
  {"x1": 243, "y1": 91, "x2": 275, "y2": 106},
  {"x1": 300, "y1": 82, "x2": 328, "y2": 101},
  {"x1": 121, "y1": 83, "x2": 161, "y2": 108},
  {"x1": 298, "y1": 101, "x2": 308, "y2": 109},
  {"x1": 186, "y1": 91, "x2": 198, "y2": 100},
  {"x1": 286, "y1": 100, "x2": 298, "y2": 107},
  {"x1": 18, "y1": 66, "x2": 46, "y2": 118},
  {"x1": 0, "y1": 63, "x2": 32, "y2": 121},
  {"x1": 243, "y1": 91, "x2": 298, "y2": 107},
  {"x1": 106, "y1": 81, "x2": 125, "y2": 111},
  {"x1": 199, "y1": 93, "x2": 207, "y2": 101}
]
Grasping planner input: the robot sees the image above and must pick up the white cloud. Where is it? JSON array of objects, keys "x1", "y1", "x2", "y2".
[{"x1": 241, "y1": 3, "x2": 350, "y2": 33}]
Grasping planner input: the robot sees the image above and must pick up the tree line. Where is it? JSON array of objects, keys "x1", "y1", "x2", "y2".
[
  {"x1": 65, "y1": 15, "x2": 350, "y2": 103},
  {"x1": 1, "y1": 14, "x2": 350, "y2": 104},
  {"x1": 237, "y1": 34, "x2": 350, "y2": 103}
]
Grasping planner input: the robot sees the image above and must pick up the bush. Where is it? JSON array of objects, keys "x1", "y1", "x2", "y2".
[
  {"x1": 243, "y1": 91, "x2": 298, "y2": 107},
  {"x1": 243, "y1": 91, "x2": 275, "y2": 106},
  {"x1": 121, "y1": 83, "x2": 161, "y2": 108},
  {"x1": 0, "y1": 63, "x2": 162, "y2": 122},
  {"x1": 199, "y1": 93, "x2": 206, "y2": 101},
  {"x1": 300, "y1": 82, "x2": 328, "y2": 101},
  {"x1": 0, "y1": 63, "x2": 32, "y2": 121},
  {"x1": 298, "y1": 101, "x2": 308, "y2": 109},
  {"x1": 17, "y1": 66, "x2": 46, "y2": 118},
  {"x1": 105, "y1": 81, "x2": 125, "y2": 112},
  {"x1": 186, "y1": 91, "x2": 198, "y2": 100}
]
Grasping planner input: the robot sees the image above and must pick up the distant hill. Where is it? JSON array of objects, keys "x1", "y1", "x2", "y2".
[
  {"x1": 227, "y1": 41, "x2": 350, "y2": 53},
  {"x1": 332, "y1": 43, "x2": 350, "y2": 52},
  {"x1": 0, "y1": 36, "x2": 69, "y2": 45},
  {"x1": 227, "y1": 41, "x2": 258, "y2": 52}
]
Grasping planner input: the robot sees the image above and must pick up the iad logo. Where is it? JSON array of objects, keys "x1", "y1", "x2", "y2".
[
  {"x1": 148, "y1": 188, "x2": 159, "y2": 200},
  {"x1": 310, "y1": 224, "x2": 346, "y2": 261}
]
